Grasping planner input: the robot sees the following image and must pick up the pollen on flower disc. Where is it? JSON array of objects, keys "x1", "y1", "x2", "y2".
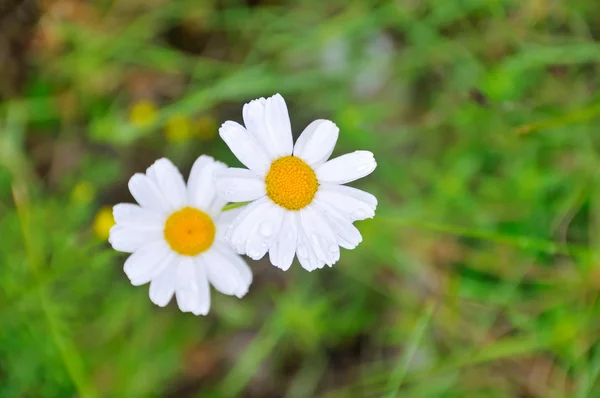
[
  {"x1": 265, "y1": 156, "x2": 318, "y2": 210},
  {"x1": 164, "y1": 207, "x2": 216, "y2": 256}
]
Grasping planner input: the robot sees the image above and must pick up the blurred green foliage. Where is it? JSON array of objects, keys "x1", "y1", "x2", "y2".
[{"x1": 2, "y1": 0, "x2": 600, "y2": 397}]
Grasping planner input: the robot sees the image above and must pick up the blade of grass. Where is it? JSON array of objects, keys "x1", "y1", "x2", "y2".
[
  {"x1": 285, "y1": 352, "x2": 329, "y2": 398},
  {"x1": 515, "y1": 102, "x2": 600, "y2": 135},
  {"x1": 6, "y1": 104, "x2": 98, "y2": 398},
  {"x1": 384, "y1": 301, "x2": 436, "y2": 398},
  {"x1": 323, "y1": 325, "x2": 577, "y2": 398},
  {"x1": 575, "y1": 345, "x2": 600, "y2": 398},
  {"x1": 12, "y1": 183, "x2": 99, "y2": 398},
  {"x1": 218, "y1": 318, "x2": 285, "y2": 397},
  {"x1": 377, "y1": 215, "x2": 587, "y2": 256}
]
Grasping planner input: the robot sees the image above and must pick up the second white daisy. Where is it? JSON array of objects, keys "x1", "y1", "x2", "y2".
[
  {"x1": 109, "y1": 156, "x2": 252, "y2": 315},
  {"x1": 214, "y1": 93, "x2": 377, "y2": 271}
]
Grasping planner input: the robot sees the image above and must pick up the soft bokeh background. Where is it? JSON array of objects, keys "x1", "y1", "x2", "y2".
[{"x1": 2, "y1": 0, "x2": 600, "y2": 397}]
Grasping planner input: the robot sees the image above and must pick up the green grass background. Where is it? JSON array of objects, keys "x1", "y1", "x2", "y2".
[{"x1": 2, "y1": 0, "x2": 600, "y2": 396}]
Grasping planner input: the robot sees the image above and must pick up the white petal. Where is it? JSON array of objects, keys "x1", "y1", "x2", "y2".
[
  {"x1": 207, "y1": 162, "x2": 228, "y2": 216},
  {"x1": 109, "y1": 225, "x2": 163, "y2": 253},
  {"x1": 296, "y1": 219, "x2": 324, "y2": 271},
  {"x1": 149, "y1": 265, "x2": 177, "y2": 307},
  {"x1": 293, "y1": 120, "x2": 339, "y2": 167},
  {"x1": 213, "y1": 243, "x2": 253, "y2": 290},
  {"x1": 324, "y1": 184, "x2": 377, "y2": 208},
  {"x1": 130, "y1": 251, "x2": 176, "y2": 287},
  {"x1": 268, "y1": 211, "x2": 298, "y2": 271},
  {"x1": 316, "y1": 151, "x2": 377, "y2": 184},
  {"x1": 194, "y1": 261, "x2": 211, "y2": 315},
  {"x1": 203, "y1": 246, "x2": 252, "y2": 298},
  {"x1": 146, "y1": 158, "x2": 188, "y2": 210},
  {"x1": 188, "y1": 155, "x2": 223, "y2": 212},
  {"x1": 243, "y1": 97, "x2": 276, "y2": 159},
  {"x1": 128, "y1": 173, "x2": 170, "y2": 214},
  {"x1": 317, "y1": 184, "x2": 377, "y2": 221},
  {"x1": 214, "y1": 168, "x2": 266, "y2": 203},
  {"x1": 123, "y1": 242, "x2": 172, "y2": 286},
  {"x1": 264, "y1": 93, "x2": 293, "y2": 157},
  {"x1": 299, "y1": 205, "x2": 340, "y2": 267},
  {"x1": 243, "y1": 204, "x2": 284, "y2": 260},
  {"x1": 188, "y1": 155, "x2": 212, "y2": 186},
  {"x1": 208, "y1": 194, "x2": 228, "y2": 217},
  {"x1": 216, "y1": 206, "x2": 245, "y2": 242},
  {"x1": 175, "y1": 257, "x2": 210, "y2": 315},
  {"x1": 219, "y1": 121, "x2": 270, "y2": 175},
  {"x1": 113, "y1": 203, "x2": 164, "y2": 229},
  {"x1": 225, "y1": 197, "x2": 272, "y2": 255},
  {"x1": 314, "y1": 201, "x2": 362, "y2": 249}
]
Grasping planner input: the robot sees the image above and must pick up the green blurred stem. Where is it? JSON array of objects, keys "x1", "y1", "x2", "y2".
[
  {"x1": 515, "y1": 102, "x2": 600, "y2": 135},
  {"x1": 377, "y1": 216, "x2": 587, "y2": 256},
  {"x1": 384, "y1": 301, "x2": 436, "y2": 398},
  {"x1": 285, "y1": 353, "x2": 328, "y2": 398},
  {"x1": 7, "y1": 102, "x2": 99, "y2": 398},
  {"x1": 356, "y1": 334, "x2": 561, "y2": 397},
  {"x1": 222, "y1": 202, "x2": 249, "y2": 212},
  {"x1": 575, "y1": 345, "x2": 600, "y2": 398},
  {"x1": 219, "y1": 318, "x2": 284, "y2": 397},
  {"x1": 13, "y1": 184, "x2": 99, "y2": 398}
]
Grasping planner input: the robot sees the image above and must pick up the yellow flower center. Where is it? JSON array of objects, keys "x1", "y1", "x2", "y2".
[
  {"x1": 265, "y1": 156, "x2": 318, "y2": 211},
  {"x1": 164, "y1": 207, "x2": 216, "y2": 256}
]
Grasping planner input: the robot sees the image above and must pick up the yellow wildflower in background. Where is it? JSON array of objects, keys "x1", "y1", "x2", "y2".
[
  {"x1": 71, "y1": 181, "x2": 96, "y2": 205},
  {"x1": 164, "y1": 114, "x2": 192, "y2": 143},
  {"x1": 194, "y1": 115, "x2": 217, "y2": 141},
  {"x1": 93, "y1": 206, "x2": 115, "y2": 240},
  {"x1": 129, "y1": 100, "x2": 158, "y2": 128}
]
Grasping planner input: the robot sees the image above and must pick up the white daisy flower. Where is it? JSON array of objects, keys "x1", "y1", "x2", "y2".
[
  {"x1": 214, "y1": 94, "x2": 377, "y2": 271},
  {"x1": 109, "y1": 156, "x2": 253, "y2": 315}
]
